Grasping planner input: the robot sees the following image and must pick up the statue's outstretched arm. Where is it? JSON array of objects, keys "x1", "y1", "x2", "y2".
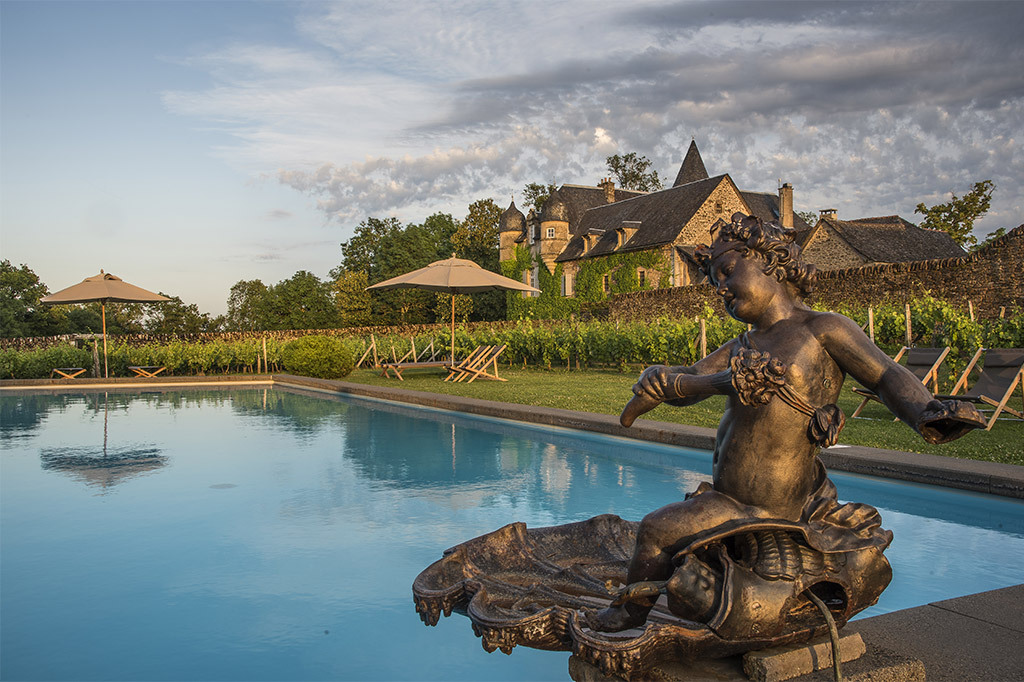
[{"x1": 816, "y1": 313, "x2": 985, "y2": 443}]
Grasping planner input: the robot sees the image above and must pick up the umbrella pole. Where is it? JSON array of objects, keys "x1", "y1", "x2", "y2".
[
  {"x1": 450, "y1": 295, "x2": 455, "y2": 364},
  {"x1": 101, "y1": 302, "x2": 109, "y2": 379}
]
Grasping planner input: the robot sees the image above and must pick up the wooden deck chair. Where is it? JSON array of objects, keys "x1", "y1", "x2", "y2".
[
  {"x1": 851, "y1": 346, "x2": 950, "y2": 419},
  {"x1": 936, "y1": 348, "x2": 1024, "y2": 430},
  {"x1": 379, "y1": 338, "x2": 442, "y2": 380},
  {"x1": 442, "y1": 345, "x2": 492, "y2": 382},
  {"x1": 448, "y1": 344, "x2": 507, "y2": 383}
]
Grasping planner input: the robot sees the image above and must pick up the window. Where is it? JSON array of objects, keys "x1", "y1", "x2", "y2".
[
  {"x1": 546, "y1": 227, "x2": 555, "y2": 239},
  {"x1": 638, "y1": 269, "x2": 646, "y2": 287},
  {"x1": 602, "y1": 274, "x2": 610, "y2": 293}
]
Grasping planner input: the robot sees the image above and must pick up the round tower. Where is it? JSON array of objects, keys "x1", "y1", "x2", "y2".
[
  {"x1": 538, "y1": 188, "x2": 569, "y2": 272},
  {"x1": 498, "y1": 200, "x2": 526, "y2": 262}
]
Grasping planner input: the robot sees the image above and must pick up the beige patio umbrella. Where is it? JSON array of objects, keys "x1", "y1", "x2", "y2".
[
  {"x1": 366, "y1": 256, "x2": 539, "y2": 363},
  {"x1": 41, "y1": 270, "x2": 171, "y2": 378}
]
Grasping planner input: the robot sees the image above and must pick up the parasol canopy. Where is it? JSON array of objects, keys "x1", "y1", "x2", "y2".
[
  {"x1": 42, "y1": 270, "x2": 171, "y2": 378},
  {"x1": 367, "y1": 256, "x2": 539, "y2": 363}
]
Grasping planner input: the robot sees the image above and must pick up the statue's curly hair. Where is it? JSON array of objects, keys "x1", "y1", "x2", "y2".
[{"x1": 695, "y1": 212, "x2": 817, "y2": 298}]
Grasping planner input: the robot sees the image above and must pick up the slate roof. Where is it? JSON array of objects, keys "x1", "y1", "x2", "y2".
[
  {"x1": 673, "y1": 140, "x2": 710, "y2": 187},
  {"x1": 556, "y1": 184, "x2": 647, "y2": 235},
  {"x1": 813, "y1": 216, "x2": 966, "y2": 263},
  {"x1": 739, "y1": 191, "x2": 812, "y2": 232},
  {"x1": 556, "y1": 175, "x2": 730, "y2": 262}
]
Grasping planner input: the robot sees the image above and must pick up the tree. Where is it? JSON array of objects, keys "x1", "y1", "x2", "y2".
[
  {"x1": 227, "y1": 279, "x2": 272, "y2": 331},
  {"x1": 145, "y1": 295, "x2": 221, "y2": 335},
  {"x1": 974, "y1": 227, "x2": 1007, "y2": 251},
  {"x1": 268, "y1": 271, "x2": 337, "y2": 330},
  {"x1": 606, "y1": 152, "x2": 662, "y2": 191},
  {"x1": 796, "y1": 210, "x2": 818, "y2": 227},
  {"x1": 452, "y1": 198, "x2": 505, "y2": 321},
  {"x1": 332, "y1": 270, "x2": 372, "y2": 327},
  {"x1": 914, "y1": 180, "x2": 995, "y2": 249},
  {"x1": 522, "y1": 182, "x2": 557, "y2": 214},
  {"x1": 0, "y1": 260, "x2": 58, "y2": 337}
]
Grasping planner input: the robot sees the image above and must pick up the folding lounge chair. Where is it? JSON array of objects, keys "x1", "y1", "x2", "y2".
[
  {"x1": 850, "y1": 346, "x2": 950, "y2": 419},
  {"x1": 379, "y1": 338, "x2": 447, "y2": 380},
  {"x1": 444, "y1": 345, "x2": 504, "y2": 383},
  {"x1": 936, "y1": 348, "x2": 1024, "y2": 430}
]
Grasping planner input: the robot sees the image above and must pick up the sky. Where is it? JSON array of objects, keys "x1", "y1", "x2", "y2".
[{"x1": 2, "y1": 0, "x2": 1022, "y2": 316}]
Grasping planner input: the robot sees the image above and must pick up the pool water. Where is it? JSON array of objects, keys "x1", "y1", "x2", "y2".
[{"x1": 2, "y1": 388, "x2": 1023, "y2": 681}]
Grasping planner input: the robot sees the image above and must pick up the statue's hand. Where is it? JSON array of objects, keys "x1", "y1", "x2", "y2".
[
  {"x1": 620, "y1": 365, "x2": 672, "y2": 427},
  {"x1": 918, "y1": 399, "x2": 987, "y2": 444},
  {"x1": 635, "y1": 365, "x2": 674, "y2": 401}
]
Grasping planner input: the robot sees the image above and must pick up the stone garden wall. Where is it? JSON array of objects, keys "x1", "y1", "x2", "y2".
[{"x1": 609, "y1": 225, "x2": 1023, "y2": 321}]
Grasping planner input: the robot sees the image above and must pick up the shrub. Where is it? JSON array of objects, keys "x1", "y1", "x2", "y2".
[{"x1": 281, "y1": 335, "x2": 356, "y2": 379}]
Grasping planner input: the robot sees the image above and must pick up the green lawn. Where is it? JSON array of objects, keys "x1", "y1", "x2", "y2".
[{"x1": 343, "y1": 367, "x2": 1024, "y2": 466}]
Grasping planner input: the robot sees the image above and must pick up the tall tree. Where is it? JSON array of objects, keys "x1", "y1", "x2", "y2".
[
  {"x1": 452, "y1": 198, "x2": 505, "y2": 320},
  {"x1": 0, "y1": 260, "x2": 59, "y2": 337},
  {"x1": 268, "y1": 271, "x2": 337, "y2": 330},
  {"x1": 227, "y1": 279, "x2": 272, "y2": 331},
  {"x1": 606, "y1": 152, "x2": 663, "y2": 191},
  {"x1": 332, "y1": 270, "x2": 372, "y2": 328},
  {"x1": 914, "y1": 180, "x2": 995, "y2": 249}
]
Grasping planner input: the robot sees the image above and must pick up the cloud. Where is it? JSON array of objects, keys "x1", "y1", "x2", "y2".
[{"x1": 163, "y1": 0, "x2": 1024, "y2": 236}]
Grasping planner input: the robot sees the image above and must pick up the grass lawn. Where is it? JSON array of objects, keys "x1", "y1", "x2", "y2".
[{"x1": 343, "y1": 366, "x2": 1024, "y2": 466}]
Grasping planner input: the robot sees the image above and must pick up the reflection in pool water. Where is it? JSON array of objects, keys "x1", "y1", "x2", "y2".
[{"x1": 1, "y1": 388, "x2": 1023, "y2": 681}]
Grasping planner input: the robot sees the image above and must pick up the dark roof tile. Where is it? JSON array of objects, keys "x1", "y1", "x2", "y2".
[{"x1": 820, "y1": 216, "x2": 966, "y2": 262}]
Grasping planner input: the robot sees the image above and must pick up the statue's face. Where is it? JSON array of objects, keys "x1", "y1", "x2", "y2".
[
  {"x1": 667, "y1": 555, "x2": 719, "y2": 620},
  {"x1": 708, "y1": 250, "x2": 782, "y2": 324}
]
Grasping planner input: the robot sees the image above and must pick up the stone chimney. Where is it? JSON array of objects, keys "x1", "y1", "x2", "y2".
[
  {"x1": 778, "y1": 183, "x2": 793, "y2": 228},
  {"x1": 598, "y1": 177, "x2": 616, "y2": 204},
  {"x1": 819, "y1": 208, "x2": 837, "y2": 221}
]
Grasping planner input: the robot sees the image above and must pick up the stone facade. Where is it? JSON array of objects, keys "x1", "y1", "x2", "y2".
[{"x1": 802, "y1": 222, "x2": 866, "y2": 270}]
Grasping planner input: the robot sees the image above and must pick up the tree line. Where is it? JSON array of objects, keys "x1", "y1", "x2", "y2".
[{"x1": 0, "y1": 154, "x2": 1001, "y2": 338}]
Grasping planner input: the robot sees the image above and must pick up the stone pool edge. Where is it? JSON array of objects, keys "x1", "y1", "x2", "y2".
[
  {"x1": 3, "y1": 373, "x2": 1022, "y2": 500},
  {"x1": 269, "y1": 374, "x2": 1024, "y2": 501}
]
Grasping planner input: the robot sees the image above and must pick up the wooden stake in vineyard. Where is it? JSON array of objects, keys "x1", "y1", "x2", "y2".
[
  {"x1": 699, "y1": 318, "x2": 707, "y2": 359},
  {"x1": 868, "y1": 307, "x2": 875, "y2": 343},
  {"x1": 904, "y1": 303, "x2": 912, "y2": 347}
]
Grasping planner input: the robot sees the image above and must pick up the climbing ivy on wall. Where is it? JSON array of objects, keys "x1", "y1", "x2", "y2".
[
  {"x1": 501, "y1": 247, "x2": 669, "y2": 320},
  {"x1": 501, "y1": 246, "x2": 579, "y2": 320},
  {"x1": 574, "y1": 251, "x2": 668, "y2": 302}
]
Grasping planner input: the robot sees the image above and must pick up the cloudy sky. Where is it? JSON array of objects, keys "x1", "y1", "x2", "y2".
[{"x1": 2, "y1": 1, "x2": 1022, "y2": 315}]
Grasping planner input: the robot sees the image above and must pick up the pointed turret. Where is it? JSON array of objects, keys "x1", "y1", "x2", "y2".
[
  {"x1": 673, "y1": 139, "x2": 709, "y2": 187},
  {"x1": 499, "y1": 199, "x2": 526, "y2": 234},
  {"x1": 499, "y1": 199, "x2": 527, "y2": 262}
]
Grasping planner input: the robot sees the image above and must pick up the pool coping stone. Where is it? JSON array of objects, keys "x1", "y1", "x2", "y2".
[
  {"x1": 3, "y1": 373, "x2": 1022, "y2": 500},
  {"x1": 269, "y1": 374, "x2": 1024, "y2": 500}
]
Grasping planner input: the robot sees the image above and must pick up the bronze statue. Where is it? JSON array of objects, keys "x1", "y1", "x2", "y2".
[{"x1": 413, "y1": 213, "x2": 985, "y2": 680}]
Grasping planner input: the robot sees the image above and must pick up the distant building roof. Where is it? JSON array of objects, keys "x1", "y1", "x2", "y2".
[
  {"x1": 813, "y1": 215, "x2": 965, "y2": 263},
  {"x1": 556, "y1": 184, "x2": 646, "y2": 235},
  {"x1": 557, "y1": 175, "x2": 730, "y2": 262},
  {"x1": 740, "y1": 191, "x2": 813, "y2": 231}
]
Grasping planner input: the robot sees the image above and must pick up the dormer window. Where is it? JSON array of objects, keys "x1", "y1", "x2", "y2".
[
  {"x1": 546, "y1": 227, "x2": 555, "y2": 239},
  {"x1": 617, "y1": 221, "x2": 641, "y2": 249}
]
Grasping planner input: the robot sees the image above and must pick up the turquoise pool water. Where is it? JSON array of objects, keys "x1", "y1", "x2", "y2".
[{"x1": 1, "y1": 388, "x2": 1022, "y2": 681}]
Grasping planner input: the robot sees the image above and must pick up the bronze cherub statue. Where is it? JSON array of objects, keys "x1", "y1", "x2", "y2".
[{"x1": 413, "y1": 213, "x2": 984, "y2": 680}]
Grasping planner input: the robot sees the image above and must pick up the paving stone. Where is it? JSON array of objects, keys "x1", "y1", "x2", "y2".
[{"x1": 743, "y1": 633, "x2": 866, "y2": 682}]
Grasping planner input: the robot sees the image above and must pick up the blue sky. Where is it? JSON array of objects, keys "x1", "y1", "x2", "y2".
[{"x1": 2, "y1": 1, "x2": 1022, "y2": 316}]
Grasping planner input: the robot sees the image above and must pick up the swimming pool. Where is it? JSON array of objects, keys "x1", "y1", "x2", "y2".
[{"x1": 2, "y1": 387, "x2": 1022, "y2": 681}]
